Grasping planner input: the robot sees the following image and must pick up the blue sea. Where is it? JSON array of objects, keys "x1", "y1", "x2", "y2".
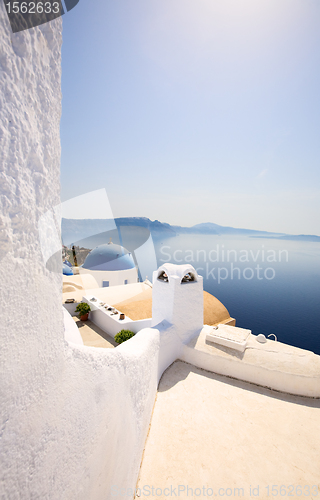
[
  {"x1": 151, "y1": 234, "x2": 320, "y2": 356},
  {"x1": 70, "y1": 227, "x2": 320, "y2": 356}
]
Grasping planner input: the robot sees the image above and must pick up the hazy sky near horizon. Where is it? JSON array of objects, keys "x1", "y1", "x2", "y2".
[{"x1": 60, "y1": 0, "x2": 320, "y2": 235}]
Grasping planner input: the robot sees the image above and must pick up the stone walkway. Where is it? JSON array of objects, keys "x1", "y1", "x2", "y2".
[
  {"x1": 136, "y1": 361, "x2": 320, "y2": 500},
  {"x1": 73, "y1": 317, "x2": 117, "y2": 348}
]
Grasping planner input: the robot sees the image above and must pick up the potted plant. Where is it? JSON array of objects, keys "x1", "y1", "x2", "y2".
[
  {"x1": 75, "y1": 302, "x2": 91, "y2": 321},
  {"x1": 114, "y1": 329, "x2": 135, "y2": 344}
]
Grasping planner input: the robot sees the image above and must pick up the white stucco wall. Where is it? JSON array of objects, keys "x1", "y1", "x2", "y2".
[
  {"x1": 83, "y1": 297, "x2": 153, "y2": 337},
  {"x1": 79, "y1": 266, "x2": 138, "y2": 287},
  {"x1": 0, "y1": 9, "x2": 160, "y2": 499},
  {"x1": 152, "y1": 264, "x2": 204, "y2": 344},
  {"x1": 150, "y1": 264, "x2": 205, "y2": 381}
]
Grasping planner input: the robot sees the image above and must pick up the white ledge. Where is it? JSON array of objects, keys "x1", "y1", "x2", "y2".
[{"x1": 180, "y1": 325, "x2": 320, "y2": 398}]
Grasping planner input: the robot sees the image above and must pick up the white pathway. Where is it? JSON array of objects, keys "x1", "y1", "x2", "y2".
[{"x1": 136, "y1": 361, "x2": 320, "y2": 500}]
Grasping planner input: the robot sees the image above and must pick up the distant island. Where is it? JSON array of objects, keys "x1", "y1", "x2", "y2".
[{"x1": 61, "y1": 217, "x2": 320, "y2": 248}]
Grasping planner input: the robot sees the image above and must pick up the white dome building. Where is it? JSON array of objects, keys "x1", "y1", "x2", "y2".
[{"x1": 78, "y1": 241, "x2": 138, "y2": 287}]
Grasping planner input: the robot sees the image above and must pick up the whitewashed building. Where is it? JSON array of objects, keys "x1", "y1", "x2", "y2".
[{"x1": 78, "y1": 241, "x2": 138, "y2": 287}]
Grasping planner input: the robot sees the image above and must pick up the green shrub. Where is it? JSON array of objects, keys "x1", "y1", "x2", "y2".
[
  {"x1": 75, "y1": 302, "x2": 91, "y2": 318},
  {"x1": 114, "y1": 329, "x2": 135, "y2": 344}
]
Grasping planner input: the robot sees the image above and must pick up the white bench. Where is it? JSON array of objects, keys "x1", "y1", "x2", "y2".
[{"x1": 206, "y1": 324, "x2": 251, "y2": 352}]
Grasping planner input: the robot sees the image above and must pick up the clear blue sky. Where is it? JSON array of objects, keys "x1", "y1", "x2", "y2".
[{"x1": 60, "y1": 0, "x2": 320, "y2": 235}]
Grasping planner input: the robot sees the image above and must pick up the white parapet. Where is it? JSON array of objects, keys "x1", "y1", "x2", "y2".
[
  {"x1": 181, "y1": 326, "x2": 320, "y2": 398},
  {"x1": 82, "y1": 294, "x2": 152, "y2": 337}
]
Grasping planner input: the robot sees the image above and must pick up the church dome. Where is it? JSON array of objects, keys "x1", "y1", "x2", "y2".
[
  {"x1": 62, "y1": 263, "x2": 73, "y2": 275},
  {"x1": 82, "y1": 242, "x2": 136, "y2": 271}
]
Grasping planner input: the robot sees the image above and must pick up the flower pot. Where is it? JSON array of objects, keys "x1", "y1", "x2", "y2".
[{"x1": 80, "y1": 313, "x2": 89, "y2": 321}]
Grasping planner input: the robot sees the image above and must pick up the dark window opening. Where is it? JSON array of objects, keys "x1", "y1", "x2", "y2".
[
  {"x1": 181, "y1": 272, "x2": 196, "y2": 283},
  {"x1": 157, "y1": 271, "x2": 169, "y2": 282}
]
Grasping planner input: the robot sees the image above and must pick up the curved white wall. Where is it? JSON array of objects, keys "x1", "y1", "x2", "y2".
[
  {"x1": 0, "y1": 9, "x2": 160, "y2": 499},
  {"x1": 64, "y1": 307, "x2": 84, "y2": 345},
  {"x1": 79, "y1": 266, "x2": 138, "y2": 287}
]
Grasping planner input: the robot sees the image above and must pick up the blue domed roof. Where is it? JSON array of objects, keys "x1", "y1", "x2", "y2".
[
  {"x1": 82, "y1": 242, "x2": 136, "y2": 271},
  {"x1": 63, "y1": 263, "x2": 73, "y2": 275}
]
